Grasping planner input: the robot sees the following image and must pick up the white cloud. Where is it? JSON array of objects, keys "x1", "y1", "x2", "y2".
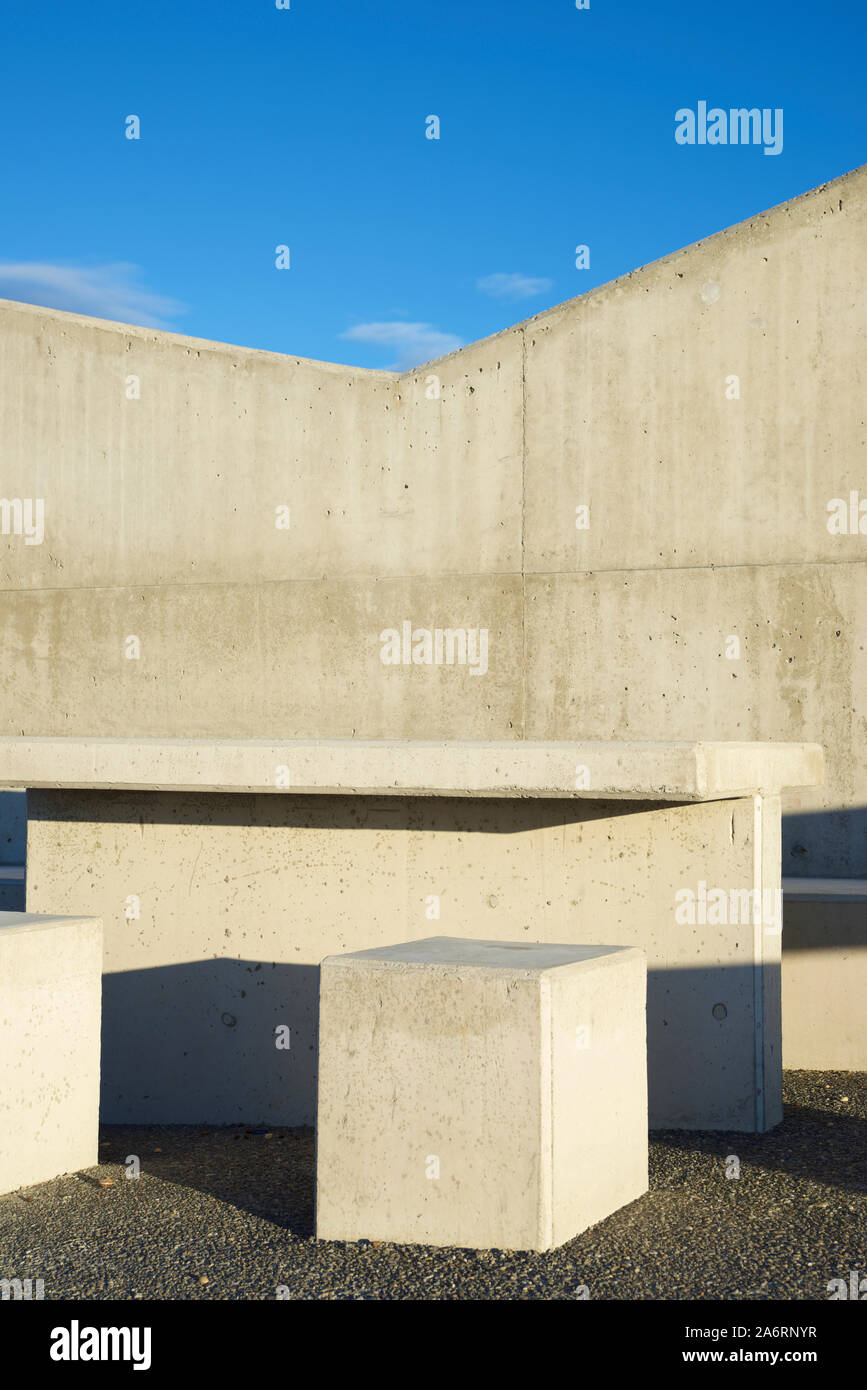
[
  {"x1": 476, "y1": 272, "x2": 553, "y2": 301},
  {"x1": 340, "y1": 320, "x2": 463, "y2": 370},
  {"x1": 0, "y1": 262, "x2": 186, "y2": 328}
]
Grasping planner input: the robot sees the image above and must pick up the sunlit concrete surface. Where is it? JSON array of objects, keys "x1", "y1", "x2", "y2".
[
  {"x1": 0, "y1": 735, "x2": 823, "y2": 800},
  {"x1": 25, "y1": 786, "x2": 785, "y2": 1131},
  {"x1": 783, "y1": 884, "x2": 867, "y2": 1070},
  {"x1": 0, "y1": 912, "x2": 102, "y2": 1195},
  {"x1": 315, "y1": 938, "x2": 647, "y2": 1250},
  {"x1": 0, "y1": 168, "x2": 864, "y2": 876},
  {"x1": 0, "y1": 166, "x2": 864, "y2": 1092}
]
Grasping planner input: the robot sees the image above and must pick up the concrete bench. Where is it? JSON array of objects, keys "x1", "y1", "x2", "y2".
[
  {"x1": 0, "y1": 912, "x2": 102, "y2": 1194},
  {"x1": 782, "y1": 878, "x2": 867, "y2": 1070},
  {"x1": 0, "y1": 735, "x2": 823, "y2": 1131},
  {"x1": 316, "y1": 936, "x2": 648, "y2": 1251}
]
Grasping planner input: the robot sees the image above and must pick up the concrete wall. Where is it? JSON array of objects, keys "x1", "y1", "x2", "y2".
[
  {"x1": 519, "y1": 169, "x2": 867, "y2": 881},
  {"x1": 0, "y1": 300, "x2": 521, "y2": 742},
  {"x1": 1, "y1": 168, "x2": 864, "y2": 865},
  {"x1": 2, "y1": 163, "x2": 865, "y2": 1064}
]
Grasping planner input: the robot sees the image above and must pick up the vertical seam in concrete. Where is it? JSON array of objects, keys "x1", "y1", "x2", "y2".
[
  {"x1": 753, "y1": 794, "x2": 766, "y2": 1132},
  {"x1": 520, "y1": 326, "x2": 527, "y2": 739}
]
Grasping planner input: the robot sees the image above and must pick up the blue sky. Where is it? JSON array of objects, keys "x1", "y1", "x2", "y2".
[{"x1": 0, "y1": 0, "x2": 864, "y2": 369}]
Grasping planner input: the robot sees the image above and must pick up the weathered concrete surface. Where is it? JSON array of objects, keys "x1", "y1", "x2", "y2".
[
  {"x1": 0, "y1": 912, "x2": 102, "y2": 1194},
  {"x1": 0, "y1": 164, "x2": 865, "y2": 1072},
  {"x1": 0, "y1": 575, "x2": 524, "y2": 741},
  {"x1": 0, "y1": 736, "x2": 823, "y2": 801},
  {"x1": 0, "y1": 302, "x2": 523, "y2": 590},
  {"x1": 315, "y1": 938, "x2": 648, "y2": 1251},
  {"x1": 524, "y1": 563, "x2": 866, "y2": 877},
  {"x1": 521, "y1": 174, "x2": 867, "y2": 574},
  {"x1": 0, "y1": 170, "x2": 862, "y2": 866},
  {"x1": 27, "y1": 789, "x2": 782, "y2": 1131}
]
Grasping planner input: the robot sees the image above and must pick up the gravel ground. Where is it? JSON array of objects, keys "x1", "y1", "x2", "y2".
[{"x1": 1, "y1": 1070, "x2": 865, "y2": 1301}]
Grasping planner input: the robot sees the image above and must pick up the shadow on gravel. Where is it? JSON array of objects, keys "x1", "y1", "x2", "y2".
[
  {"x1": 97, "y1": 1125, "x2": 316, "y2": 1236},
  {"x1": 651, "y1": 1105, "x2": 867, "y2": 1195}
]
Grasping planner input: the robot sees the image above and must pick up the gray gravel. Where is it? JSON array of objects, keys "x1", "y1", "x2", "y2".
[{"x1": 1, "y1": 1070, "x2": 865, "y2": 1300}]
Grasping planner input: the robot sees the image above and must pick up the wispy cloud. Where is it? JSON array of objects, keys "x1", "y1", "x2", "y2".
[
  {"x1": 340, "y1": 320, "x2": 463, "y2": 370},
  {"x1": 476, "y1": 272, "x2": 553, "y2": 301},
  {"x1": 0, "y1": 262, "x2": 186, "y2": 328}
]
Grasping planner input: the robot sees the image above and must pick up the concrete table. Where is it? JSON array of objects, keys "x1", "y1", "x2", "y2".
[{"x1": 0, "y1": 736, "x2": 823, "y2": 1131}]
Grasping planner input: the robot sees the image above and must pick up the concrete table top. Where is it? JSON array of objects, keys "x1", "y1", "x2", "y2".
[
  {"x1": 0, "y1": 736, "x2": 823, "y2": 801},
  {"x1": 324, "y1": 936, "x2": 631, "y2": 972}
]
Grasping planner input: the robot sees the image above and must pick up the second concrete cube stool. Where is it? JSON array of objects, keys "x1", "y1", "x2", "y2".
[
  {"x1": 316, "y1": 936, "x2": 648, "y2": 1251},
  {"x1": 0, "y1": 912, "x2": 103, "y2": 1196}
]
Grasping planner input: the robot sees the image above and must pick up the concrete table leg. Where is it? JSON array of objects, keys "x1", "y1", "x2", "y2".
[{"x1": 25, "y1": 788, "x2": 782, "y2": 1131}]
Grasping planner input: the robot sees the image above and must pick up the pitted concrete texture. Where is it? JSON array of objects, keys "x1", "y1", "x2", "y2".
[
  {"x1": 0, "y1": 912, "x2": 102, "y2": 1195},
  {"x1": 1, "y1": 165, "x2": 864, "y2": 1076},
  {"x1": 27, "y1": 789, "x2": 781, "y2": 1131},
  {"x1": 316, "y1": 938, "x2": 648, "y2": 1250},
  {"x1": 0, "y1": 168, "x2": 863, "y2": 873},
  {"x1": 0, "y1": 735, "x2": 823, "y2": 800}
]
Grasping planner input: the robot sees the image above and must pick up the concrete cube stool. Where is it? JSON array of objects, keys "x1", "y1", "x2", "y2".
[
  {"x1": 316, "y1": 936, "x2": 648, "y2": 1251},
  {"x1": 0, "y1": 913, "x2": 102, "y2": 1195}
]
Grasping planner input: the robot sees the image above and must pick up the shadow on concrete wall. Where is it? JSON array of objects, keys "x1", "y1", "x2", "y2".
[
  {"x1": 100, "y1": 957, "x2": 775, "y2": 1135},
  {"x1": 0, "y1": 789, "x2": 26, "y2": 865},
  {"x1": 100, "y1": 960, "x2": 320, "y2": 1127},
  {"x1": 783, "y1": 804, "x2": 867, "y2": 880},
  {"x1": 28, "y1": 789, "x2": 864, "y2": 1128},
  {"x1": 30, "y1": 787, "x2": 686, "y2": 834},
  {"x1": 25, "y1": 788, "x2": 867, "y2": 873},
  {"x1": 0, "y1": 874, "x2": 25, "y2": 910}
]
